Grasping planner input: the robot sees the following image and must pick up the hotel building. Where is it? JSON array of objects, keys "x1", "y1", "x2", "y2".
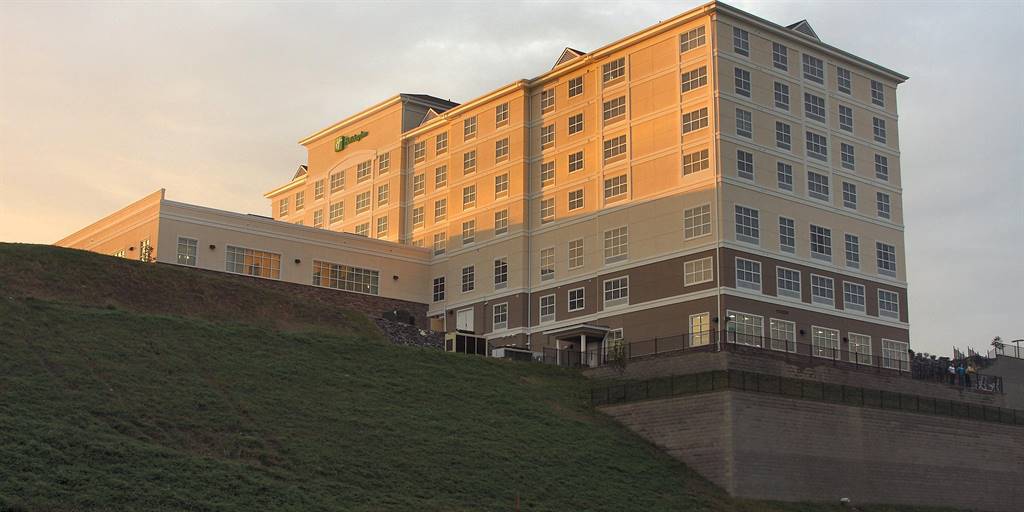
[{"x1": 60, "y1": 1, "x2": 910, "y2": 365}]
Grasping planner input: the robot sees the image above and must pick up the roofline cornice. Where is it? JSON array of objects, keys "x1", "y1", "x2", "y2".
[
  {"x1": 298, "y1": 95, "x2": 404, "y2": 147},
  {"x1": 263, "y1": 175, "x2": 307, "y2": 198},
  {"x1": 401, "y1": 80, "x2": 529, "y2": 139}
]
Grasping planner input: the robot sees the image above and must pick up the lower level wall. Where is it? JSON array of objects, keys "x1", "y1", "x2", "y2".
[{"x1": 603, "y1": 391, "x2": 1022, "y2": 511}]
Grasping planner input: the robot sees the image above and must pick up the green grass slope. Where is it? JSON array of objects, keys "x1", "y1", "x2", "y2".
[{"x1": 0, "y1": 245, "x2": 954, "y2": 511}]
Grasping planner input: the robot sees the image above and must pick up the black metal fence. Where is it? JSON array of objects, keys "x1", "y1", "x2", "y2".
[{"x1": 589, "y1": 369, "x2": 1023, "y2": 427}]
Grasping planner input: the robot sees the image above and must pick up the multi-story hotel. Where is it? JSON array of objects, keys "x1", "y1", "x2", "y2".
[{"x1": 60, "y1": 1, "x2": 910, "y2": 366}]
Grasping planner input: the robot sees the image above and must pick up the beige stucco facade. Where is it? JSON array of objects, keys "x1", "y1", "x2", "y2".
[{"x1": 61, "y1": 2, "x2": 910, "y2": 362}]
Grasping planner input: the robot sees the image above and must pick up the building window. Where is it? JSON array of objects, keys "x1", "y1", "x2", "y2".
[
  {"x1": 779, "y1": 217, "x2": 795, "y2": 253},
  {"x1": 603, "y1": 134, "x2": 627, "y2": 162},
  {"x1": 727, "y1": 310, "x2": 763, "y2": 347},
  {"x1": 540, "y1": 161, "x2": 555, "y2": 188},
  {"x1": 873, "y1": 117, "x2": 887, "y2": 143},
  {"x1": 875, "y1": 154, "x2": 889, "y2": 181},
  {"x1": 734, "y1": 67, "x2": 751, "y2": 97},
  {"x1": 568, "y1": 76, "x2": 584, "y2": 97},
  {"x1": 495, "y1": 102, "x2": 509, "y2": 127},
  {"x1": 494, "y1": 209, "x2": 509, "y2": 235},
  {"x1": 225, "y1": 246, "x2": 280, "y2": 279},
  {"x1": 848, "y1": 333, "x2": 872, "y2": 364},
  {"x1": 684, "y1": 204, "x2": 711, "y2": 239},
  {"x1": 432, "y1": 276, "x2": 445, "y2": 302},
  {"x1": 295, "y1": 191, "x2": 305, "y2": 211},
  {"x1": 312, "y1": 260, "x2": 380, "y2": 295},
  {"x1": 495, "y1": 173, "x2": 510, "y2": 198},
  {"x1": 566, "y1": 189, "x2": 585, "y2": 212},
  {"x1": 568, "y1": 239, "x2": 584, "y2": 269},
  {"x1": 877, "y1": 192, "x2": 891, "y2": 219},
  {"x1": 568, "y1": 288, "x2": 585, "y2": 312},
  {"x1": 461, "y1": 266, "x2": 475, "y2": 292},
  {"x1": 811, "y1": 274, "x2": 835, "y2": 307},
  {"x1": 733, "y1": 27, "x2": 749, "y2": 56},
  {"x1": 682, "y1": 148, "x2": 709, "y2": 175},
  {"x1": 839, "y1": 105, "x2": 853, "y2": 132},
  {"x1": 568, "y1": 150, "x2": 585, "y2": 173},
  {"x1": 734, "y1": 205, "x2": 759, "y2": 245},
  {"x1": 377, "y1": 184, "x2": 389, "y2": 206},
  {"x1": 412, "y1": 141, "x2": 427, "y2": 164},
  {"x1": 176, "y1": 237, "x2": 197, "y2": 266},
  {"x1": 690, "y1": 313, "x2": 710, "y2": 346},
  {"x1": 463, "y1": 150, "x2": 477, "y2": 174},
  {"x1": 604, "y1": 175, "x2": 628, "y2": 200},
  {"x1": 494, "y1": 257, "x2": 508, "y2": 289},
  {"x1": 434, "y1": 198, "x2": 447, "y2": 221},
  {"x1": 882, "y1": 339, "x2": 909, "y2": 370},
  {"x1": 412, "y1": 206, "x2": 424, "y2": 228},
  {"x1": 804, "y1": 92, "x2": 826, "y2": 123},
  {"x1": 841, "y1": 143, "x2": 856, "y2": 170},
  {"x1": 680, "y1": 26, "x2": 706, "y2": 52},
  {"x1": 807, "y1": 171, "x2": 830, "y2": 201},
  {"x1": 774, "y1": 82, "x2": 790, "y2": 110},
  {"x1": 602, "y1": 57, "x2": 625, "y2": 83},
  {"x1": 495, "y1": 138, "x2": 510, "y2": 162},
  {"x1": 412, "y1": 174, "x2": 425, "y2": 196},
  {"x1": 775, "y1": 122, "x2": 791, "y2": 151},
  {"x1": 436, "y1": 132, "x2": 448, "y2": 154},
  {"x1": 432, "y1": 232, "x2": 446, "y2": 256},
  {"x1": 877, "y1": 242, "x2": 897, "y2": 276},
  {"x1": 845, "y1": 234, "x2": 860, "y2": 268},
  {"x1": 603, "y1": 226, "x2": 628, "y2": 263},
  {"x1": 603, "y1": 97, "x2": 627, "y2": 124},
  {"x1": 603, "y1": 276, "x2": 629, "y2": 307},
  {"x1": 540, "y1": 198, "x2": 554, "y2": 224},
  {"x1": 770, "y1": 319, "x2": 796, "y2": 352},
  {"x1": 376, "y1": 216, "x2": 388, "y2": 238},
  {"x1": 540, "y1": 124, "x2": 555, "y2": 150},
  {"x1": 357, "y1": 160, "x2": 372, "y2": 182},
  {"x1": 330, "y1": 172, "x2": 345, "y2": 193},
  {"x1": 684, "y1": 257, "x2": 714, "y2": 286},
  {"x1": 810, "y1": 225, "x2": 832, "y2": 261},
  {"x1": 314, "y1": 179, "x2": 325, "y2": 199},
  {"x1": 812, "y1": 327, "x2": 839, "y2": 359},
  {"x1": 681, "y1": 66, "x2": 707, "y2": 92},
  {"x1": 735, "y1": 258, "x2": 762, "y2": 292},
  {"x1": 278, "y1": 198, "x2": 289, "y2": 217},
  {"x1": 837, "y1": 67, "x2": 852, "y2": 94},
  {"x1": 844, "y1": 282, "x2": 866, "y2": 313},
  {"x1": 735, "y1": 108, "x2": 752, "y2": 138},
  {"x1": 539, "y1": 247, "x2": 555, "y2": 281},
  {"x1": 802, "y1": 54, "x2": 824, "y2": 84},
  {"x1": 493, "y1": 303, "x2": 508, "y2": 330},
  {"x1": 568, "y1": 112, "x2": 584, "y2": 134},
  {"x1": 378, "y1": 152, "x2": 390, "y2": 174},
  {"x1": 355, "y1": 191, "x2": 370, "y2": 213},
  {"x1": 539, "y1": 295, "x2": 556, "y2": 323},
  {"x1": 540, "y1": 88, "x2": 555, "y2": 113},
  {"x1": 329, "y1": 201, "x2": 345, "y2": 223},
  {"x1": 464, "y1": 116, "x2": 478, "y2": 140},
  {"x1": 435, "y1": 165, "x2": 448, "y2": 188},
  {"x1": 736, "y1": 149, "x2": 754, "y2": 180},
  {"x1": 772, "y1": 42, "x2": 788, "y2": 70},
  {"x1": 879, "y1": 290, "x2": 900, "y2": 319},
  {"x1": 871, "y1": 80, "x2": 885, "y2": 107},
  {"x1": 777, "y1": 162, "x2": 793, "y2": 191},
  {"x1": 462, "y1": 220, "x2": 476, "y2": 245},
  {"x1": 682, "y1": 107, "x2": 708, "y2": 133},
  {"x1": 842, "y1": 181, "x2": 857, "y2": 209},
  {"x1": 462, "y1": 185, "x2": 476, "y2": 209},
  {"x1": 313, "y1": 209, "x2": 324, "y2": 228},
  {"x1": 776, "y1": 267, "x2": 801, "y2": 299}
]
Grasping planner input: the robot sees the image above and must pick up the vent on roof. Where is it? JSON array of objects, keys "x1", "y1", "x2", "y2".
[
  {"x1": 787, "y1": 20, "x2": 820, "y2": 41},
  {"x1": 553, "y1": 47, "x2": 585, "y2": 69}
]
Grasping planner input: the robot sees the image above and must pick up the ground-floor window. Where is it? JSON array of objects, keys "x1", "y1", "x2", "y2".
[
  {"x1": 225, "y1": 245, "x2": 280, "y2": 279},
  {"x1": 312, "y1": 260, "x2": 379, "y2": 295},
  {"x1": 176, "y1": 237, "x2": 197, "y2": 266},
  {"x1": 769, "y1": 318, "x2": 796, "y2": 352},
  {"x1": 689, "y1": 313, "x2": 710, "y2": 346},
  {"x1": 849, "y1": 333, "x2": 872, "y2": 365},
  {"x1": 727, "y1": 310, "x2": 763, "y2": 347},
  {"x1": 811, "y1": 326, "x2": 840, "y2": 359},
  {"x1": 882, "y1": 339, "x2": 909, "y2": 370}
]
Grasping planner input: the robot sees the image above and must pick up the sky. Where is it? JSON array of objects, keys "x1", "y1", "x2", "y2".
[{"x1": 1, "y1": 1, "x2": 1021, "y2": 356}]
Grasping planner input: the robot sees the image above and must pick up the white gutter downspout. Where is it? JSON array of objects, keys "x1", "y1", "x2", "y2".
[{"x1": 709, "y1": 12, "x2": 723, "y2": 353}]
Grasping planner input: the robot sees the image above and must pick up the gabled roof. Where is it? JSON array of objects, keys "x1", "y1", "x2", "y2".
[
  {"x1": 421, "y1": 108, "x2": 442, "y2": 125},
  {"x1": 400, "y1": 94, "x2": 459, "y2": 111},
  {"x1": 786, "y1": 19, "x2": 820, "y2": 41},
  {"x1": 552, "y1": 47, "x2": 586, "y2": 69},
  {"x1": 292, "y1": 164, "x2": 308, "y2": 180}
]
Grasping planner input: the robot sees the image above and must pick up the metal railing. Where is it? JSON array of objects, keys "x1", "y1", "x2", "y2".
[{"x1": 589, "y1": 369, "x2": 1023, "y2": 427}]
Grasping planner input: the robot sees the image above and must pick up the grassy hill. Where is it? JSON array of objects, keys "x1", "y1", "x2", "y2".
[{"x1": 0, "y1": 244, "x2": 950, "y2": 511}]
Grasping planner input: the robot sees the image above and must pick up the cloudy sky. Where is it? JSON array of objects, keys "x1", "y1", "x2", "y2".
[{"x1": 1, "y1": 1, "x2": 1021, "y2": 355}]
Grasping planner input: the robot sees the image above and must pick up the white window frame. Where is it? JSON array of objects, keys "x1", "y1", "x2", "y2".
[
  {"x1": 602, "y1": 276, "x2": 629, "y2": 308},
  {"x1": 683, "y1": 257, "x2": 714, "y2": 286},
  {"x1": 493, "y1": 303, "x2": 509, "y2": 330},
  {"x1": 735, "y1": 257, "x2": 762, "y2": 292},
  {"x1": 539, "y1": 294, "x2": 556, "y2": 323},
  {"x1": 776, "y1": 266, "x2": 801, "y2": 299},
  {"x1": 810, "y1": 274, "x2": 835, "y2": 307},
  {"x1": 567, "y1": 287, "x2": 585, "y2": 312}
]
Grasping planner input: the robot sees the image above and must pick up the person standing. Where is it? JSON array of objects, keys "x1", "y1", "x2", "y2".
[
  {"x1": 957, "y1": 363, "x2": 966, "y2": 389},
  {"x1": 966, "y1": 364, "x2": 976, "y2": 389},
  {"x1": 948, "y1": 362, "x2": 956, "y2": 385}
]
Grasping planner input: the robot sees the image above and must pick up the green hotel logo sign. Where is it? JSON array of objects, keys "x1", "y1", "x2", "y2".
[{"x1": 334, "y1": 131, "x2": 369, "y2": 152}]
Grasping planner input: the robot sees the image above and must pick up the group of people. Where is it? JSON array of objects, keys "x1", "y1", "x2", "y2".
[{"x1": 947, "y1": 361, "x2": 978, "y2": 388}]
